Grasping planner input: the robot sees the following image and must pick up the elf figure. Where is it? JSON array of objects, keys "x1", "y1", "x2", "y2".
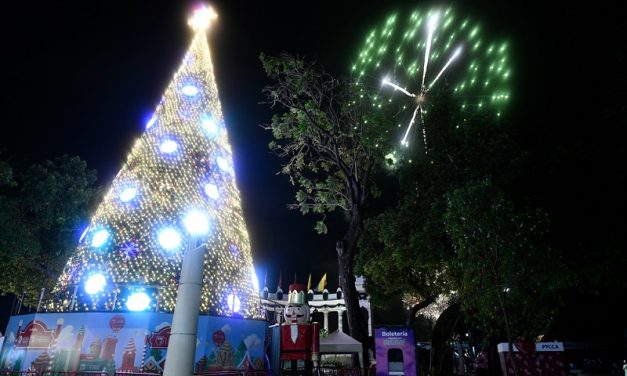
[{"x1": 280, "y1": 283, "x2": 320, "y2": 373}]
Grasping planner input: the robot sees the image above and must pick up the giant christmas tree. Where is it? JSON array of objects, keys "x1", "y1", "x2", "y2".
[{"x1": 49, "y1": 6, "x2": 261, "y2": 318}]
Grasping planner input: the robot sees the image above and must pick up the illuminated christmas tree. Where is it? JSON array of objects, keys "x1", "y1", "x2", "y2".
[{"x1": 49, "y1": 5, "x2": 261, "y2": 318}]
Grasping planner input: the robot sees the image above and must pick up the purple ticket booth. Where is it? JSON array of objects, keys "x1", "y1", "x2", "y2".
[{"x1": 375, "y1": 327, "x2": 416, "y2": 376}]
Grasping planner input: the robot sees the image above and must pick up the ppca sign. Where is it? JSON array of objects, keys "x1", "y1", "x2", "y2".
[{"x1": 497, "y1": 342, "x2": 564, "y2": 352}]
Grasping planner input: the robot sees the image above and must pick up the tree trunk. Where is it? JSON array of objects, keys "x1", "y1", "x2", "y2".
[
  {"x1": 430, "y1": 302, "x2": 460, "y2": 376},
  {"x1": 336, "y1": 206, "x2": 370, "y2": 368},
  {"x1": 487, "y1": 337, "x2": 501, "y2": 376},
  {"x1": 337, "y1": 243, "x2": 370, "y2": 369},
  {"x1": 497, "y1": 291, "x2": 520, "y2": 376}
]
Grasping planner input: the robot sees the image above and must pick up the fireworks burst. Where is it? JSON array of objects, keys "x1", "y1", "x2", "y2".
[{"x1": 352, "y1": 7, "x2": 512, "y2": 151}]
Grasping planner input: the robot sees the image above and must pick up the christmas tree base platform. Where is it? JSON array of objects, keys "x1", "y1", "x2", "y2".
[{"x1": 0, "y1": 312, "x2": 268, "y2": 374}]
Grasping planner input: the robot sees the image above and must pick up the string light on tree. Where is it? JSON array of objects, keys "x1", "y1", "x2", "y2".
[
  {"x1": 49, "y1": 3, "x2": 261, "y2": 318},
  {"x1": 352, "y1": 6, "x2": 512, "y2": 151}
]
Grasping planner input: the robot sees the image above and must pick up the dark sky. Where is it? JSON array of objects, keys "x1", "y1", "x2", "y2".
[{"x1": 0, "y1": 0, "x2": 624, "y2": 327}]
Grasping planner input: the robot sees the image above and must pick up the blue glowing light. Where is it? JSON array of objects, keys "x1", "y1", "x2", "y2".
[
  {"x1": 202, "y1": 116, "x2": 218, "y2": 136},
  {"x1": 119, "y1": 187, "x2": 138, "y2": 202},
  {"x1": 204, "y1": 183, "x2": 219, "y2": 200},
  {"x1": 126, "y1": 292, "x2": 151, "y2": 311},
  {"x1": 146, "y1": 116, "x2": 157, "y2": 129},
  {"x1": 182, "y1": 85, "x2": 199, "y2": 96},
  {"x1": 227, "y1": 293, "x2": 241, "y2": 313},
  {"x1": 183, "y1": 210, "x2": 210, "y2": 235},
  {"x1": 217, "y1": 157, "x2": 231, "y2": 173},
  {"x1": 158, "y1": 228, "x2": 182, "y2": 251},
  {"x1": 91, "y1": 229, "x2": 110, "y2": 248},
  {"x1": 85, "y1": 273, "x2": 107, "y2": 295},
  {"x1": 160, "y1": 140, "x2": 178, "y2": 154}
]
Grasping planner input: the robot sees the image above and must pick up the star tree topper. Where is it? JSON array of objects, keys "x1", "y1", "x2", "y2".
[{"x1": 188, "y1": 4, "x2": 218, "y2": 31}]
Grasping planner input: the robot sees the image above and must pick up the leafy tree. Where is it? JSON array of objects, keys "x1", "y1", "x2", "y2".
[
  {"x1": 444, "y1": 178, "x2": 571, "y2": 376},
  {"x1": 0, "y1": 159, "x2": 14, "y2": 186},
  {"x1": 0, "y1": 155, "x2": 98, "y2": 306},
  {"x1": 357, "y1": 194, "x2": 448, "y2": 320},
  {"x1": 260, "y1": 52, "x2": 388, "y2": 350},
  {"x1": 357, "y1": 88, "x2": 522, "y2": 320},
  {"x1": 356, "y1": 88, "x2": 561, "y2": 374}
]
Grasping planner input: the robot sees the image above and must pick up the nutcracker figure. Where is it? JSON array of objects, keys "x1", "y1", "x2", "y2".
[{"x1": 280, "y1": 283, "x2": 320, "y2": 374}]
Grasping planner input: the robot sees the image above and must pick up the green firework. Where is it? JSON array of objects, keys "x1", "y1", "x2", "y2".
[{"x1": 351, "y1": 7, "x2": 512, "y2": 148}]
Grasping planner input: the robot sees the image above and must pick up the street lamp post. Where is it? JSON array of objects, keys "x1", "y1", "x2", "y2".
[
  {"x1": 163, "y1": 238, "x2": 206, "y2": 376},
  {"x1": 163, "y1": 6, "x2": 218, "y2": 375}
]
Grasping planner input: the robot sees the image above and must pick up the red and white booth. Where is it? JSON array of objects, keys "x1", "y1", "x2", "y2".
[{"x1": 498, "y1": 342, "x2": 567, "y2": 376}]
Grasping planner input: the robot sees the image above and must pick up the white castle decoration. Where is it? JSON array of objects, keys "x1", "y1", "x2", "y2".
[{"x1": 258, "y1": 275, "x2": 373, "y2": 336}]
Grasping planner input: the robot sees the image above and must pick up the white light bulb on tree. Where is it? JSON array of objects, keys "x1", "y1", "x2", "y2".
[
  {"x1": 127, "y1": 292, "x2": 151, "y2": 311},
  {"x1": 85, "y1": 274, "x2": 106, "y2": 295}
]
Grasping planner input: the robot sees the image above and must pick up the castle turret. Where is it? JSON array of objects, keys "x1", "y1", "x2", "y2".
[
  {"x1": 276, "y1": 272, "x2": 283, "y2": 300},
  {"x1": 119, "y1": 337, "x2": 137, "y2": 371},
  {"x1": 31, "y1": 351, "x2": 51, "y2": 373},
  {"x1": 100, "y1": 336, "x2": 118, "y2": 361},
  {"x1": 262, "y1": 271, "x2": 268, "y2": 299},
  {"x1": 55, "y1": 318, "x2": 64, "y2": 337},
  {"x1": 195, "y1": 355, "x2": 208, "y2": 373},
  {"x1": 74, "y1": 325, "x2": 85, "y2": 350},
  {"x1": 69, "y1": 324, "x2": 86, "y2": 372}
]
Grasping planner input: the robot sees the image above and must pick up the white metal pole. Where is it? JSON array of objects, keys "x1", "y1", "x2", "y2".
[
  {"x1": 69, "y1": 286, "x2": 78, "y2": 311},
  {"x1": 16, "y1": 292, "x2": 24, "y2": 314},
  {"x1": 111, "y1": 290, "x2": 118, "y2": 311},
  {"x1": 163, "y1": 241, "x2": 206, "y2": 376},
  {"x1": 36, "y1": 288, "x2": 45, "y2": 312}
]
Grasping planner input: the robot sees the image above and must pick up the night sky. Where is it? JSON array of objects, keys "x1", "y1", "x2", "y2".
[{"x1": 0, "y1": 1, "x2": 624, "y2": 328}]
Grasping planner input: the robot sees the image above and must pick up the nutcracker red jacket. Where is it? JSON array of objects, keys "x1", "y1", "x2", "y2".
[{"x1": 280, "y1": 323, "x2": 320, "y2": 361}]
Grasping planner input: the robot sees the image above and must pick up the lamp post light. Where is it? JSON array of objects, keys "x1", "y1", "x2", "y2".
[{"x1": 163, "y1": 210, "x2": 210, "y2": 376}]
